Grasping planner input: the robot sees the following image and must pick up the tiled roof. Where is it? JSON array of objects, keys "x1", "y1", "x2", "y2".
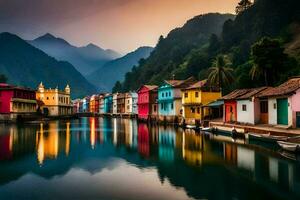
[
  {"x1": 185, "y1": 80, "x2": 207, "y2": 89},
  {"x1": 236, "y1": 87, "x2": 271, "y2": 100},
  {"x1": 222, "y1": 89, "x2": 252, "y2": 100},
  {"x1": 164, "y1": 77, "x2": 196, "y2": 88},
  {"x1": 144, "y1": 85, "x2": 158, "y2": 91},
  {"x1": 258, "y1": 77, "x2": 300, "y2": 97}
]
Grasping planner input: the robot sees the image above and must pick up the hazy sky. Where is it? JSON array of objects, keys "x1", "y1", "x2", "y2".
[{"x1": 0, "y1": 0, "x2": 238, "y2": 54}]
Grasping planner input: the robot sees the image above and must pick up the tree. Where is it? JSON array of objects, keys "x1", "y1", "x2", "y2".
[
  {"x1": 112, "y1": 81, "x2": 122, "y2": 93},
  {"x1": 250, "y1": 37, "x2": 287, "y2": 86},
  {"x1": 0, "y1": 74, "x2": 7, "y2": 83},
  {"x1": 208, "y1": 55, "x2": 234, "y2": 91},
  {"x1": 235, "y1": 0, "x2": 253, "y2": 14}
]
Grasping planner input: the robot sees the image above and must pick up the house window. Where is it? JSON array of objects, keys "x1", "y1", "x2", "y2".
[
  {"x1": 161, "y1": 103, "x2": 164, "y2": 110},
  {"x1": 171, "y1": 103, "x2": 173, "y2": 110},
  {"x1": 195, "y1": 92, "x2": 199, "y2": 98},
  {"x1": 242, "y1": 104, "x2": 247, "y2": 111},
  {"x1": 162, "y1": 93, "x2": 164, "y2": 97},
  {"x1": 191, "y1": 107, "x2": 195, "y2": 113},
  {"x1": 169, "y1": 92, "x2": 171, "y2": 96},
  {"x1": 197, "y1": 107, "x2": 200, "y2": 114},
  {"x1": 260, "y1": 101, "x2": 268, "y2": 113},
  {"x1": 184, "y1": 93, "x2": 188, "y2": 98},
  {"x1": 154, "y1": 105, "x2": 157, "y2": 112},
  {"x1": 47, "y1": 97, "x2": 49, "y2": 100},
  {"x1": 273, "y1": 103, "x2": 277, "y2": 109}
]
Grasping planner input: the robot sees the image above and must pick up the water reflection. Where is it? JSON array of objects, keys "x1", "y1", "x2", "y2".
[{"x1": 0, "y1": 118, "x2": 299, "y2": 200}]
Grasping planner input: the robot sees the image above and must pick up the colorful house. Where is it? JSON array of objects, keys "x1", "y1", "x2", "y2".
[
  {"x1": 125, "y1": 92, "x2": 138, "y2": 114},
  {"x1": 36, "y1": 83, "x2": 73, "y2": 116},
  {"x1": 82, "y1": 96, "x2": 90, "y2": 113},
  {"x1": 181, "y1": 80, "x2": 221, "y2": 125},
  {"x1": 222, "y1": 89, "x2": 250, "y2": 123},
  {"x1": 0, "y1": 83, "x2": 37, "y2": 117},
  {"x1": 99, "y1": 94, "x2": 105, "y2": 114},
  {"x1": 158, "y1": 77, "x2": 196, "y2": 121},
  {"x1": 104, "y1": 94, "x2": 113, "y2": 114},
  {"x1": 117, "y1": 93, "x2": 126, "y2": 114},
  {"x1": 235, "y1": 87, "x2": 270, "y2": 124},
  {"x1": 89, "y1": 94, "x2": 99, "y2": 113},
  {"x1": 137, "y1": 85, "x2": 158, "y2": 120},
  {"x1": 112, "y1": 93, "x2": 118, "y2": 114},
  {"x1": 258, "y1": 77, "x2": 300, "y2": 128}
]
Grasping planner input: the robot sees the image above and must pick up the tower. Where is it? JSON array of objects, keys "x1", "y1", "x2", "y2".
[
  {"x1": 65, "y1": 84, "x2": 70, "y2": 94},
  {"x1": 38, "y1": 82, "x2": 44, "y2": 93}
]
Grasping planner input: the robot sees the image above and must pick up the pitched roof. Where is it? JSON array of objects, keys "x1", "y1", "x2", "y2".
[
  {"x1": 144, "y1": 85, "x2": 158, "y2": 91},
  {"x1": 258, "y1": 77, "x2": 300, "y2": 98},
  {"x1": 222, "y1": 89, "x2": 252, "y2": 100},
  {"x1": 164, "y1": 77, "x2": 197, "y2": 88},
  {"x1": 185, "y1": 80, "x2": 207, "y2": 89},
  {"x1": 236, "y1": 87, "x2": 271, "y2": 100}
]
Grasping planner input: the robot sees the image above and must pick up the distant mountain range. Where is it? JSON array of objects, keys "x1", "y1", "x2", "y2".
[
  {"x1": 88, "y1": 46, "x2": 153, "y2": 91},
  {"x1": 0, "y1": 32, "x2": 97, "y2": 98},
  {"x1": 29, "y1": 33, "x2": 121, "y2": 76}
]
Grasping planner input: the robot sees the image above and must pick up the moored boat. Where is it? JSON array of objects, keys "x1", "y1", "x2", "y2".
[
  {"x1": 248, "y1": 133, "x2": 289, "y2": 143},
  {"x1": 277, "y1": 141, "x2": 300, "y2": 152}
]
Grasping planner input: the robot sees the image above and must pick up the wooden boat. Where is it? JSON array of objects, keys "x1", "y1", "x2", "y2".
[
  {"x1": 248, "y1": 132, "x2": 288, "y2": 143},
  {"x1": 277, "y1": 141, "x2": 300, "y2": 152}
]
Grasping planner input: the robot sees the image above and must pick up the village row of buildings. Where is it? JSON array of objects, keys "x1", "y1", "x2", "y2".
[
  {"x1": 0, "y1": 82, "x2": 73, "y2": 119},
  {"x1": 74, "y1": 76, "x2": 300, "y2": 129}
]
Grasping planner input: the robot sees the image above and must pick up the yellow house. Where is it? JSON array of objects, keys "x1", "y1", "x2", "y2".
[
  {"x1": 181, "y1": 80, "x2": 221, "y2": 124},
  {"x1": 36, "y1": 82, "x2": 73, "y2": 116}
]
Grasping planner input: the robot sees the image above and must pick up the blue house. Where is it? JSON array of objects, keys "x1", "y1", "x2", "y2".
[
  {"x1": 158, "y1": 77, "x2": 195, "y2": 119},
  {"x1": 104, "y1": 94, "x2": 113, "y2": 113},
  {"x1": 82, "y1": 96, "x2": 90, "y2": 113}
]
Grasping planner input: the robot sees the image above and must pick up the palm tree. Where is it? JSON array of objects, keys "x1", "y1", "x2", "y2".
[
  {"x1": 249, "y1": 63, "x2": 268, "y2": 86},
  {"x1": 208, "y1": 55, "x2": 234, "y2": 91}
]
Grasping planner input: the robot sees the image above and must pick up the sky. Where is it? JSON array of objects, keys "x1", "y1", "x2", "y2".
[{"x1": 0, "y1": 0, "x2": 238, "y2": 54}]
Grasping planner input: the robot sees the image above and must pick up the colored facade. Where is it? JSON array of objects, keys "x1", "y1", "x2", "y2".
[
  {"x1": 125, "y1": 92, "x2": 138, "y2": 114},
  {"x1": 158, "y1": 78, "x2": 196, "y2": 120},
  {"x1": 181, "y1": 80, "x2": 221, "y2": 124},
  {"x1": 99, "y1": 94, "x2": 105, "y2": 114},
  {"x1": 235, "y1": 87, "x2": 270, "y2": 124},
  {"x1": 36, "y1": 82, "x2": 72, "y2": 116},
  {"x1": 113, "y1": 93, "x2": 118, "y2": 114},
  {"x1": 137, "y1": 85, "x2": 158, "y2": 120},
  {"x1": 258, "y1": 77, "x2": 300, "y2": 128},
  {"x1": 89, "y1": 95, "x2": 99, "y2": 113},
  {"x1": 0, "y1": 83, "x2": 37, "y2": 115},
  {"x1": 104, "y1": 94, "x2": 113, "y2": 114},
  {"x1": 117, "y1": 93, "x2": 126, "y2": 114}
]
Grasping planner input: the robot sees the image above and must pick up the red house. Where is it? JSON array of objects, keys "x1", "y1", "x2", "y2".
[
  {"x1": 222, "y1": 89, "x2": 250, "y2": 123},
  {"x1": 137, "y1": 85, "x2": 158, "y2": 120},
  {"x1": 0, "y1": 83, "x2": 37, "y2": 115}
]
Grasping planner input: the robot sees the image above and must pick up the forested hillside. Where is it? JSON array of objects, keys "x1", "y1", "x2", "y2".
[{"x1": 116, "y1": 0, "x2": 300, "y2": 94}]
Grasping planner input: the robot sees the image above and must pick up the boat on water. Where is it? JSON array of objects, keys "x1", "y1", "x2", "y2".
[
  {"x1": 277, "y1": 141, "x2": 300, "y2": 152},
  {"x1": 248, "y1": 133, "x2": 289, "y2": 143}
]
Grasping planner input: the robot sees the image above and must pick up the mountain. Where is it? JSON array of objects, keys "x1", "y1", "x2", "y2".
[
  {"x1": 118, "y1": 13, "x2": 235, "y2": 91},
  {"x1": 29, "y1": 33, "x2": 121, "y2": 76},
  {"x1": 0, "y1": 32, "x2": 97, "y2": 98},
  {"x1": 88, "y1": 46, "x2": 153, "y2": 91}
]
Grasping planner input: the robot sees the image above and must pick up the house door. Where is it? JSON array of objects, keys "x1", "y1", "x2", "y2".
[
  {"x1": 277, "y1": 98, "x2": 288, "y2": 125},
  {"x1": 260, "y1": 100, "x2": 268, "y2": 124},
  {"x1": 296, "y1": 112, "x2": 300, "y2": 128}
]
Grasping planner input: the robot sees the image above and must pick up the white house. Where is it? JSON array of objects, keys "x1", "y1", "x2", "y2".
[
  {"x1": 125, "y1": 92, "x2": 138, "y2": 114},
  {"x1": 112, "y1": 93, "x2": 118, "y2": 114}
]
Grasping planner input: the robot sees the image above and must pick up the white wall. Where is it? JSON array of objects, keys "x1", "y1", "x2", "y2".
[
  {"x1": 237, "y1": 100, "x2": 254, "y2": 124},
  {"x1": 268, "y1": 98, "x2": 277, "y2": 125}
]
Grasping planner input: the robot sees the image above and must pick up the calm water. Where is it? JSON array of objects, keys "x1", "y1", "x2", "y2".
[{"x1": 0, "y1": 117, "x2": 299, "y2": 200}]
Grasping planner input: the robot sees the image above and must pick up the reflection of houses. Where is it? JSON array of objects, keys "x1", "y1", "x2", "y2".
[
  {"x1": 36, "y1": 82, "x2": 72, "y2": 116},
  {"x1": 158, "y1": 127, "x2": 176, "y2": 162},
  {"x1": 137, "y1": 85, "x2": 158, "y2": 120},
  {"x1": 138, "y1": 123, "x2": 150, "y2": 157},
  {"x1": 181, "y1": 80, "x2": 221, "y2": 125},
  {"x1": 0, "y1": 83, "x2": 37, "y2": 119},
  {"x1": 36, "y1": 122, "x2": 70, "y2": 164},
  {"x1": 0, "y1": 133, "x2": 12, "y2": 160},
  {"x1": 182, "y1": 131, "x2": 204, "y2": 165}
]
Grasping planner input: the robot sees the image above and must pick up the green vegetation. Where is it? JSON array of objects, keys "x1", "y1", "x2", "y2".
[{"x1": 116, "y1": 0, "x2": 300, "y2": 94}]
